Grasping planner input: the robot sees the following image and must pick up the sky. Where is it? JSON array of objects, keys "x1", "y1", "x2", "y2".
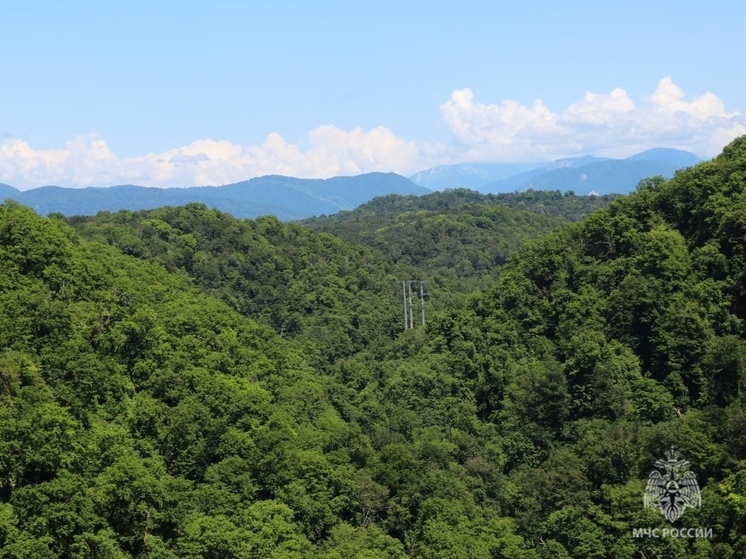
[{"x1": 2, "y1": 0, "x2": 745, "y2": 190}]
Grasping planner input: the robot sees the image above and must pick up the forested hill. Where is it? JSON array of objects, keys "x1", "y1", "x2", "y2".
[
  {"x1": 64, "y1": 190, "x2": 598, "y2": 339},
  {"x1": 307, "y1": 187, "x2": 616, "y2": 222},
  {"x1": 435, "y1": 137, "x2": 746, "y2": 555},
  {"x1": 0, "y1": 202, "x2": 370, "y2": 556},
  {"x1": 304, "y1": 189, "x2": 616, "y2": 299},
  {"x1": 66, "y1": 206, "x2": 403, "y2": 369},
  {"x1": 1, "y1": 137, "x2": 746, "y2": 557}
]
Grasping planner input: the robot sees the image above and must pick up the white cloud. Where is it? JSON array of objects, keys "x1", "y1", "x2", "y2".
[
  {"x1": 440, "y1": 88, "x2": 566, "y2": 161},
  {"x1": 0, "y1": 128, "x2": 445, "y2": 190},
  {"x1": 440, "y1": 77, "x2": 746, "y2": 161},
  {"x1": 1, "y1": 77, "x2": 744, "y2": 189}
]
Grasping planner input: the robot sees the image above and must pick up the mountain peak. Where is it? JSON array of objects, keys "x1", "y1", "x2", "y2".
[
  {"x1": 625, "y1": 148, "x2": 701, "y2": 167},
  {"x1": 409, "y1": 147, "x2": 704, "y2": 195}
]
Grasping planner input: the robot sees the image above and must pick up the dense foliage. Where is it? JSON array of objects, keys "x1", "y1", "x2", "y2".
[
  {"x1": 1, "y1": 138, "x2": 746, "y2": 557},
  {"x1": 67, "y1": 207, "x2": 401, "y2": 370},
  {"x1": 305, "y1": 189, "x2": 615, "y2": 301},
  {"x1": 306, "y1": 187, "x2": 616, "y2": 223}
]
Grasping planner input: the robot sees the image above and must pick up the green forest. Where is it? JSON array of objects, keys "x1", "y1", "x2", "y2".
[{"x1": 1, "y1": 137, "x2": 745, "y2": 558}]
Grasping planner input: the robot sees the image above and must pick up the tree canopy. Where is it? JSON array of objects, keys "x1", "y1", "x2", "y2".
[{"x1": 1, "y1": 137, "x2": 746, "y2": 557}]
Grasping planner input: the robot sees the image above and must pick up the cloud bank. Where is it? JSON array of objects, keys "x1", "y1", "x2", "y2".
[
  {"x1": 440, "y1": 78, "x2": 746, "y2": 162},
  {"x1": 0, "y1": 127, "x2": 444, "y2": 190},
  {"x1": 2, "y1": 78, "x2": 744, "y2": 190}
]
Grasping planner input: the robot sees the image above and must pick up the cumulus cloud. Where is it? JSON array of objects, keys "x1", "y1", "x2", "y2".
[
  {"x1": 440, "y1": 77, "x2": 746, "y2": 161},
  {"x1": 0, "y1": 128, "x2": 445, "y2": 190},
  {"x1": 441, "y1": 89, "x2": 567, "y2": 161},
  {"x1": 1, "y1": 77, "x2": 744, "y2": 189}
]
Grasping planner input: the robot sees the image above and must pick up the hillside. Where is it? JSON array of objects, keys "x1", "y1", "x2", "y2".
[
  {"x1": 425, "y1": 137, "x2": 746, "y2": 554},
  {"x1": 1, "y1": 137, "x2": 745, "y2": 557},
  {"x1": 0, "y1": 202, "x2": 385, "y2": 556},
  {"x1": 66, "y1": 190, "x2": 613, "y2": 333},
  {"x1": 304, "y1": 188, "x2": 616, "y2": 302},
  {"x1": 67, "y1": 204, "x2": 402, "y2": 370},
  {"x1": 318, "y1": 137, "x2": 746, "y2": 556},
  {"x1": 305, "y1": 187, "x2": 616, "y2": 223},
  {"x1": 2, "y1": 173, "x2": 430, "y2": 221}
]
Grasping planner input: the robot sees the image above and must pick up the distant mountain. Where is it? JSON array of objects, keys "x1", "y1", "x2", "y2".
[
  {"x1": 3, "y1": 147, "x2": 701, "y2": 218},
  {"x1": 543, "y1": 155, "x2": 612, "y2": 170},
  {"x1": 2, "y1": 173, "x2": 430, "y2": 220},
  {"x1": 480, "y1": 148, "x2": 701, "y2": 195},
  {"x1": 0, "y1": 183, "x2": 19, "y2": 199},
  {"x1": 409, "y1": 162, "x2": 540, "y2": 190},
  {"x1": 626, "y1": 147, "x2": 701, "y2": 167},
  {"x1": 513, "y1": 159, "x2": 680, "y2": 195},
  {"x1": 477, "y1": 155, "x2": 611, "y2": 193}
]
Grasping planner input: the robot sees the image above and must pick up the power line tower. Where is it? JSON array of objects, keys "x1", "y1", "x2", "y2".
[
  {"x1": 401, "y1": 280, "x2": 427, "y2": 330},
  {"x1": 420, "y1": 281, "x2": 426, "y2": 327}
]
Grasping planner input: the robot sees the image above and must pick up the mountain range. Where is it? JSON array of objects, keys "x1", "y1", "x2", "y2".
[
  {"x1": 408, "y1": 162, "x2": 539, "y2": 190},
  {"x1": 0, "y1": 147, "x2": 702, "y2": 220},
  {"x1": 0, "y1": 173, "x2": 430, "y2": 220},
  {"x1": 410, "y1": 148, "x2": 702, "y2": 195}
]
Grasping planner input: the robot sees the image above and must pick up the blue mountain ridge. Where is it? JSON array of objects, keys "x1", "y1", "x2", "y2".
[
  {"x1": 0, "y1": 148, "x2": 703, "y2": 219},
  {"x1": 0, "y1": 183, "x2": 19, "y2": 198},
  {"x1": 1, "y1": 173, "x2": 431, "y2": 220},
  {"x1": 411, "y1": 148, "x2": 701, "y2": 194},
  {"x1": 409, "y1": 162, "x2": 539, "y2": 190}
]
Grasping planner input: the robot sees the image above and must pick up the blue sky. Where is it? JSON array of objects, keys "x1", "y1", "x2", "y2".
[{"x1": 2, "y1": 0, "x2": 745, "y2": 189}]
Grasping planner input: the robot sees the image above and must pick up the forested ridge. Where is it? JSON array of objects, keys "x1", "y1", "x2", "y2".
[
  {"x1": 303, "y1": 189, "x2": 616, "y2": 302},
  {"x1": 1, "y1": 138, "x2": 745, "y2": 557}
]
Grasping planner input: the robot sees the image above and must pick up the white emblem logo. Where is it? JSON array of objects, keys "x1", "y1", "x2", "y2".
[{"x1": 644, "y1": 447, "x2": 701, "y2": 523}]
